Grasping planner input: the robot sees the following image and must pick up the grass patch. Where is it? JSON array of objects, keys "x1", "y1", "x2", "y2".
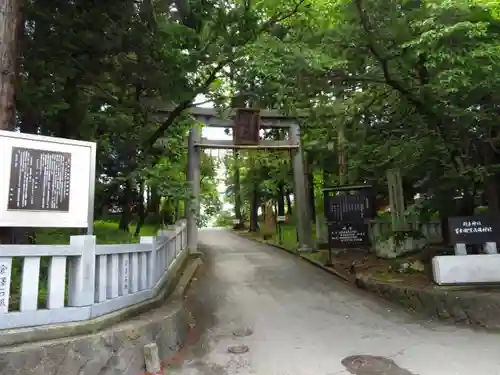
[
  {"x1": 36, "y1": 220, "x2": 159, "y2": 245},
  {"x1": 258, "y1": 221, "x2": 316, "y2": 251},
  {"x1": 301, "y1": 251, "x2": 326, "y2": 263},
  {"x1": 8, "y1": 219, "x2": 159, "y2": 311},
  {"x1": 237, "y1": 218, "x2": 317, "y2": 252}
]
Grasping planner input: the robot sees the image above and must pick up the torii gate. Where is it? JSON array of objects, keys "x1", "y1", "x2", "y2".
[{"x1": 157, "y1": 106, "x2": 314, "y2": 252}]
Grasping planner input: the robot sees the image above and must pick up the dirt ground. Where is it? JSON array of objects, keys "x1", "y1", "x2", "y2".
[{"x1": 316, "y1": 246, "x2": 452, "y2": 289}]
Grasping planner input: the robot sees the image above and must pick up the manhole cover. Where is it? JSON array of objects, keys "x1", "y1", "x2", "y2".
[
  {"x1": 341, "y1": 355, "x2": 416, "y2": 375},
  {"x1": 232, "y1": 328, "x2": 253, "y2": 337},
  {"x1": 228, "y1": 345, "x2": 249, "y2": 354}
]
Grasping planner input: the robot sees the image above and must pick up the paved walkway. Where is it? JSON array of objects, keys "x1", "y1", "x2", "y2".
[{"x1": 168, "y1": 229, "x2": 500, "y2": 375}]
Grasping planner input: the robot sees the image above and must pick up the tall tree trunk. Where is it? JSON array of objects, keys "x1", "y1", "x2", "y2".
[
  {"x1": 0, "y1": 0, "x2": 22, "y2": 244},
  {"x1": 485, "y1": 175, "x2": 500, "y2": 214},
  {"x1": 260, "y1": 203, "x2": 266, "y2": 220},
  {"x1": 175, "y1": 200, "x2": 180, "y2": 221},
  {"x1": 285, "y1": 191, "x2": 293, "y2": 215},
  {"x1": 55, "y1": 74, "x2": 85, "y2": 139},
  {"x1": 134, "y1": 180, "x2": 147, "y2": 236},
  {"x1": 249, "y1": 188, "x2": 259, "y2": 232},
  {"x1": 119, "y1": 180, "x2": 133, "y2": 231},
  {"x1": 277, "y1": 183, "x2": 285, "y2": 216},
  {"x1": 162, "y1": 200, "x2": 174, "y2": 225},
  {"x1": 233, "y1": 150, "x2": 244, "y2": 229},
  {"x1": 148, "y1": 185, "x2": 161, "y2": 225},
  {"x1": 337, "y1": 122, "x2": 347, "y2": 185},
  {"x1": 306, "y1": 152, "x2": 316, "y2": 222},
  {"x1": 0, "y1": 0, "x2": 20, "y2": 130}
]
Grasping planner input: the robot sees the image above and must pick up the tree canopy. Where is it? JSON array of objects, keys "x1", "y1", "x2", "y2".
[{"x1": 2, "y1": 0, "x2": 500, "y2": 239}]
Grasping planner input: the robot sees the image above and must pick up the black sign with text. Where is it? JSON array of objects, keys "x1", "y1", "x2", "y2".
[
  {"x1": 8, "y1": 147, "x2": 72, "y2": 212},
  {"x1": 328, "y1": 222, "x2": 370, "y2": 248},
  {"x1": 324, "y1": 185, "x2": 374, "y2": 249},
  {"x1": 324, "y1": 188, "x2": 374, "y2": 223},
  {"x1": 448, "y1": 215, "x2": 500, "y2": 245}
]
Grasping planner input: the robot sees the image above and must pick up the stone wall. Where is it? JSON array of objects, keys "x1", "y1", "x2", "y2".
[
  {"x1": 357, "y1": 276, "x2": 500, "y2": 330},
  {"x1": 0, "y1": 257, "x2": 201, "y2": 375}
]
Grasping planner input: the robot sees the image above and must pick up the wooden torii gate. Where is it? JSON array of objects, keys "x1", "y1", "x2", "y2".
[{"x1": 157, "y1": 106, "x2": 314, "y2": 252}]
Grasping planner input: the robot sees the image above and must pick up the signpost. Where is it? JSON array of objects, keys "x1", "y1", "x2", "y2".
[
  {"x1": 323, "y1": 185, "x2": 374, "y2": 265},
  {"x1": 0, "y1": 130, "x2": 96, "y2": 233},
  {"x1": 277, "y1": 215, "x2": 287, "y2": 244},
  {"x1": 448, "y1": 215, "x2": 499, "y2": 255}
]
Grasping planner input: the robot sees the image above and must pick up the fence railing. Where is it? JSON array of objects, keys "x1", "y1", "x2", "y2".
[
  {"x1": 368, "y1": 219, "x2": 443, "y2": 244},
  {"x1": 0, "y1": 219, "x2": 187, "y2": 331}
]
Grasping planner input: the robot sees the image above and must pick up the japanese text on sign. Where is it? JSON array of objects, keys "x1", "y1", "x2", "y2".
[
  {"x1": 123, "y1": 259, "x2": 129, "y2": 292},
  {"x1": 0, "y1": 259, "x2": 12, "y2": 314},
  {"x1": 328, "y1": 222, "x2": 370, "y2": 248},
  {"x1": 455, "y1": 220, "x2": 492, "y2": 234},
  {"x1": 8, "y1": 147, "x2": 72, "y2": 212},
  {"x1": 448, "y1": 215, "x2": 499, "y2": 245}
]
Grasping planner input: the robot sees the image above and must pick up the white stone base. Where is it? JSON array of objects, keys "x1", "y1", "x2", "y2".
[{"x1": 433, "y1": 254, "x2": 500, "y2": 285}]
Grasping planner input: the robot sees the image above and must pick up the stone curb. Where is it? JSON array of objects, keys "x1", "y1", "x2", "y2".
[
  {"x1": 173, "y1": 256, "x2": 203, "y2": 299},
  {"x1": 356, "y1": 275, "x2": 500, "y2": 331},
  {"x1": 232, "y1": 231, "x2": 351, "y2": 282},
  {"x1": 0, "y1": 252, "x2": 201, "y2": 348},
  {"x1": 0, "y1": 256, "x2": 204, "y2": 375}
]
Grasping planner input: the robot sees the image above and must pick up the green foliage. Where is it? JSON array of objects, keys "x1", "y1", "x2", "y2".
[
  {"x1": 7, "y1": 0, "x2": 309, "y2": 235},
  {"x1": 8, "y1": 0, "x2": 500, "y2": 243},
  {"x1": 220, "y1": 0, "x2": 500, "y2": 222},
  {"x1": 214, "y1": 210, "x2": 236, "y2": 227}
]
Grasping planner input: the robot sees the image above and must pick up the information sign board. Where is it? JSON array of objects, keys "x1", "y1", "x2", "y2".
[
  {"x1": 448, "y1": 215, "x2": 499, "y2": 245},
  {"x1": 323, "y1": 185, "x2": 374, "y2": 249},
  {"x1": 328, "y1": 222, "x2": 370, "y2": 248},
  {"x1": 0, "y1": 130, "x2": 96, "y2": 230}
]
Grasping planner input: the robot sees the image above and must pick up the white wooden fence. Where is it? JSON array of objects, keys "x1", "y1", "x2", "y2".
[{"x1": 0, "y1": 220, "x2": 187, "y2": 330}]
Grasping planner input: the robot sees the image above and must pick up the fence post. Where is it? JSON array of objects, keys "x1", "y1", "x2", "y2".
[
  {"x1": 68, "y1": 235, "x2": 96, "y2": 307},
  {"x1": 182, "y1": 221, "x2": 187, "y2": 250},
  {"x1": 161, "y1": 229, "x2": 176, "y2": 265},
  {"x1": 141, "y1": 236, "x2": 157, "y2": 288},
  {"x1": 176, "y1": 223, "x2": 182, "y2": 254}
]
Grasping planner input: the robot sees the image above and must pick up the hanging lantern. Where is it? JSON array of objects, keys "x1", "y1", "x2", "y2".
[{"x1": 233, "y1": 108, "x2": 260, "y2": 145}]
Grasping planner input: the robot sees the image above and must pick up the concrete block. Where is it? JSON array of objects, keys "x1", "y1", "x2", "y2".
[{"x1": 433, "y1": 254, "x2": 500, "y2": 285}]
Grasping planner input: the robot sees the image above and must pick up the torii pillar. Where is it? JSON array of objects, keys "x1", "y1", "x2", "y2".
[
  {"x1": 187, "y1": 126, "x2": 201, "y2": 252},
  {"x1": 185, "y1": 107, "x2": 314, "y2": 252},
  {"x1": 290, "y1": 122, "x2": 313, "y2": 251}
]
